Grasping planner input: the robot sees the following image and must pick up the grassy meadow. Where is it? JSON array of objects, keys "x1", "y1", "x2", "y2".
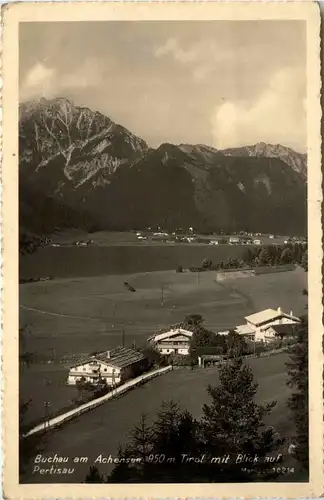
[
  {"x1": 21, "y1": 353, "x2": 296, "y2": 483},
  {"x1": 20, "y1": 267, "x2": 307, "y2": 427}
]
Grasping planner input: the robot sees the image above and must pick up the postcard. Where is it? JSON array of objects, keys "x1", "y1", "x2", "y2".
[{"x1": 2, "y1": 1, "x2": 323, "y2": 498}]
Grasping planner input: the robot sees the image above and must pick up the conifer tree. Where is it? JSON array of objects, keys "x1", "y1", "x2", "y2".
[
  {"x1": 107, "y1": 415, "x2": 154, "y2": 482},
  {"x1": 107, "y1": 445, "x2": 136, "y2": 482},
  {"x1": 128, "y1": 414, "x2": 155, "y2": 480},
  {"x1": 84, "y1": 465, "x2": 105, "y2": 483},
  {"x1": 108, "y1": 403, "x2": 199, "y2": 482},
  {"x1": 151, "y1": 401, "x2": 199, "y2": 481},
  {"x1": 280, "y1": 247, "x2": 293, "y2": 264},
  {"x1": 226, "y1": 331, "x2": 248, "y2": 358},
  {"x1": 106, "y1": 362, "x2": 283, "y2": 483},
  {"x1": 301, "y1": 249, "x2": 308, "y2": 271},
  {"x1": 286, "y1": 317, "x2": 308, "y2": 470},
  {"x1": 258, "y1": 248, "x2": 270, "y2": 265},
  {"x1": 200, "y1": 357, "x2": 283, "y2": 481}
]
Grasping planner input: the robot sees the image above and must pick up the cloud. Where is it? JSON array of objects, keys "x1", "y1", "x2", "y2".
[
  {"x1": 154, "y1": 38, "x2": 226, "y2": 82},
  {"x1": 61, "y1": 58, "x2": 105, "y2": 90},
  {"x1": 19, "y1": 22, "x2": 306, "y2": 151},
  {"x1": 20, "y1": 58, "x2": 105, "y2": 102},
  {"x1": 154, "y1": 38, "x2": 197, "y2": 64},
  {"x1": 20, "y1": 63, "x2": 56, "y2": 100},
  {"x1": 210, "y1": 67, "x2": 306, "y2": 151}
]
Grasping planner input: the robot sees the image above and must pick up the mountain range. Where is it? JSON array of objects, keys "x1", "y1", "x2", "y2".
[{"x1": 19, "y1": 98, "x2": 307, "y2": 236}]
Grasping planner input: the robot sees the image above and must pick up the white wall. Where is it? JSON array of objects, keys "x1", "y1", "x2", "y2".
[
  {"x1": 158, "y1": 346, "x2": 190, "y2": 355},
  {"x1": 249, "y1": 318, "x2": 299, "y2": 342},
  {"x1": 67, "y1": 360, "x2": 121, "y2": 385}
]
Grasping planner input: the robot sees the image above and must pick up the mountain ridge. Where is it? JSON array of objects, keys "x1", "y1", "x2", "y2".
[{"x1": 19, "y1": 97, "x2": 307, "y2": 236}]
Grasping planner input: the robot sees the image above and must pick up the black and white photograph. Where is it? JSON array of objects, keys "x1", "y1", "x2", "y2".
[{"x1": 2, "y1": 2, "x2": 322, "y2": 497}]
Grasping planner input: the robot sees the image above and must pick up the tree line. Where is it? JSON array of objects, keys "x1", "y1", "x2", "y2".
[{"x1": 178, "y1": 243, "x2": 308, "y2": 274}]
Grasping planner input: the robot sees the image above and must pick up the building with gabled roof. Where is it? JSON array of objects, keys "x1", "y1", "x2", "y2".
[
  {"x1": 245, "y1": 307, "x2": 300, "y2": 327},
  {"x1": 244, "y1": 307, "x2": 300, "y2": 342},
  {"x1": 67, "y1": 346, "x2": 148, "y2": 386},
  {"x1": 263, "y1": 323, "x2": 299, "y2": 343},
  {"x1": 234, "y1": 323, "x2": 256, "y2": 341},
  {"x1": 148, "y1": 325, "x2": 194, "y2": 355}
]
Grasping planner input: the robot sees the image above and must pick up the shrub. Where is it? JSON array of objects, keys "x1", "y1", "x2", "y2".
[
  {"x1": 167, "y1": 353, "x2": 192, "y2": 366},
  {"x1": 201, "y1": 258, "x2": 213, "y2": 270}
]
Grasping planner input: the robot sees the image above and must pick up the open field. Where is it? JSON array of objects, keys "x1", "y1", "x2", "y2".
[
  {"x1": 21, "y1": 353, "x2": 296, "y2": 484},
  {"x1": 20, "y1": 268, "x2": 307, "y2": 427},
  {"x1": 20, "y1": 268, "x2": 307, "y2": 359},
  {"x1": 20, "y1": 241, "x2": 289, "y2": 279}
]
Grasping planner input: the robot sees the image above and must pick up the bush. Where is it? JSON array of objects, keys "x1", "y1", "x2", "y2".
[
  {"x1": 189, "y1": 266, "x2": 203, "y2": 273},
  {"x1": 201, "y1": 258, "x2": 213, "y2": 270},
  {"x1": 176, "y1": 265, "x2": 183, "y2": 273},
  {"x1": 141, "y1": 345, "x2": 164, "y2": 368},
  {"x1": 167, "y1": 353, "x2": 192, "y2": 366}
]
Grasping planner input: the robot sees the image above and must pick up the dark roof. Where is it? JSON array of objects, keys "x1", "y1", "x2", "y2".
[
  {"x1": 147, "y1": 322, "x2": 196, "y2": 342},
  {"x1": 70, "y1": 346, "x2": 146, "y2": 369},
  {"x1": 267, "y1": 324, "x2": 298, "y2": 336},
  {"x1": 191, "y1": 346, "x2": 224, "y2": 356}
]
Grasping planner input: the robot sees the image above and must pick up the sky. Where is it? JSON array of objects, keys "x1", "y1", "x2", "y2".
[{"x1": 19, "y1": 21, "x2": 306, "y2": 152}]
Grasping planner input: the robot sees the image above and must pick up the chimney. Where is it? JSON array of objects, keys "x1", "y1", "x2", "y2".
[
  {"x1": 290, "y1": 311, "x2": 293, "y2": 317},
  {"x1": 277, "y1": 307, "x2": 281, "y2": 313},
  {"x1": 106, "y1": 350, "x2": 111, "y2": 359}
]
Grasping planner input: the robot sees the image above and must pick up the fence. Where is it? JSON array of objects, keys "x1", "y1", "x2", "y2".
[
  {"x1": 198, "y1": 345, "x2": 291, "y2": 368},
  {"x1": 216, "y1": 269, "x2": 255, "y2": 280},
  {"x1": 254, "y1": 264, "x2": 295, "y2": 275},
  {"x1": 23, "y1": 365, "x2": 172, "y2": 438}
]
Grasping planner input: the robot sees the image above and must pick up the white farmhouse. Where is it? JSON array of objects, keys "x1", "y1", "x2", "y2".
[
  {"x1": 234, "y1": 323, "x2": 256, "y2": 341},
  {"x1": 262, "y1": 323, "x2": 298, "y2": 343},
  {"x1": 148, "y1": 327, "x2": 193, "y2": 355},
  {"x1": 67, "y1": 347, "x2": 147, "y2": 386},
  {"x1": 238, "y1": 307, "x2": 300, "y2": 342}
]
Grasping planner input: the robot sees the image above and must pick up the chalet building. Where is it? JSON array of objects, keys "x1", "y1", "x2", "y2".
[
  {"x1": 262, "y1": 323, "x2": 298, "y2": 343},
  {"x1": 148, "y1": 326, "x2": 193, "y2": 355},
  {"x1": 234, "y1": 323, "x2": 256, "y2": 341},
  {"x1": 67, "y1": 347, "x2": 148, "y2": 386},
  {"x1": 236, "y1": 307, "x2": 300, "y2": 343}
]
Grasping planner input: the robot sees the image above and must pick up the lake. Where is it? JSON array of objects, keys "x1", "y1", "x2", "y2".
[{"x1": 20, "y1": 244, "x2": 253, "y2": 278}]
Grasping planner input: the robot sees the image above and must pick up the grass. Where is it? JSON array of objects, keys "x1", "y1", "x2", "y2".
[
  {"x1": 20, "y1": 353, "x2": 295, "y2": 484},
  {"x1": 20, "y1": 268, "x2": 307, "y2": 427},
  {"x1": 20, "y1": 268, "x2": 307, "y2": 358}
]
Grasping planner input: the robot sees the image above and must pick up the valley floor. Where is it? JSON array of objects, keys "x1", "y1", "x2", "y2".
[
  {"x1": 20, "y1": 268, "x2": 307, "y2": 423},
  {"x1": 19, "y1": 267, "x2": 307, "y2": 483}
]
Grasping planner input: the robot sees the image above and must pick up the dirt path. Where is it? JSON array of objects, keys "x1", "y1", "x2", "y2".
[{"x1": 20, "y1": 304, "x2": 112, "y2": 321}]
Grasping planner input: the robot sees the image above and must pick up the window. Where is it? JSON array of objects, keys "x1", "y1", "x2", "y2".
[{"x1": 83, "y1": 367, "x2": 86, "y2": 371}]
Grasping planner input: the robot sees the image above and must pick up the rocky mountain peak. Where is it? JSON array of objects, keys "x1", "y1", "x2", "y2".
[
  {"x1": 19, "y1": 98, "x2": 149, "y2": 190},
  {"x1": 19, "y1": 98, "x2": 307, "y2": 236},
  {"x1": 222, "y1": 142, "x2": 307, "y2": 179}
]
